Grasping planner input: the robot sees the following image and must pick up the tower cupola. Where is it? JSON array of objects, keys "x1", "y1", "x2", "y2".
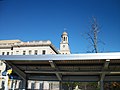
[
  {"x1": 59, "y1": 32, "x2": 70, "y2": 54},
  {"x1": 61, "y1": 32, "x2": 68, "y2": 44}
]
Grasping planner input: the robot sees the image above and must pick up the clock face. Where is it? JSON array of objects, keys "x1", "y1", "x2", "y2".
[{"x1": 63, "y1": 45, "x2": 65, "y2": 48}]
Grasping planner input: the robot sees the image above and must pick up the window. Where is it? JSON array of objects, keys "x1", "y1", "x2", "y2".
[
  {"x1": 34, "y1": 50, "x2": 38, "y2": 55},
  {"x1": 63, "y1": 45, "x2": 65, "y2": 48},
  {"x1": 63, "y1": 37, "x2": 65, "y2": 41},
  {"x1": 66, "y1": 37, "x2": 67, "y2": 41},
  {"x1": 23, "y1": 51, "x2": 26, "y2": 55},
  {"x1": 11, "y1": 47, "x2": 13, "y2": 50},
  {"x1": 11, "y1": 52, "x2": 13, "y2": 55},
  {"x1": 2, "y1": 52, "x2": 5, "y2": 55},
  {"x1": 42, "y1": 50, "x2": 46, "y2": 54},
  {"x1": 7, "y1": 52, "x2": 9, "y2": 55},
  {"x1": 16, "y1": 51, "x2": 19, "y2": 55},
  {"x1": 29, "y1": 50, "x2": 32, "y2": 55}
]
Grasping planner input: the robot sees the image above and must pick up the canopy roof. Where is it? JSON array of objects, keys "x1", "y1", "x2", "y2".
[{"x1": 0, "y1": 52, "x2": 120, "y2": 82}]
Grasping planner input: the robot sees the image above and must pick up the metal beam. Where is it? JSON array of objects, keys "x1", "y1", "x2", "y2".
[
  {"x1": 100, "y1": 59, "x2": 110, "y2": 81},
  {"x1": 28, "y1": 75, "x2": 120, "y2": 82},
  {"x1": 5, "y1": 61, "x2": 26, "y2": 80},
  {"x1": 28, "y1": 75, "x2": 99, "y2": 82},
  {"x1": 49, "y1": 60, "x2": 62, "y2": 81},
  {"x1": 104, "y1": 76, "x2": 120, "y2": 81},
  {"x1": 25, "y1": 71, "x2": 120, "y2": 74}
]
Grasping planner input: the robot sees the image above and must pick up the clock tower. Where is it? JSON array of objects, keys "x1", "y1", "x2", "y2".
[{"x1": 59, "y1": 32, "x2": 70, "y2": 54}]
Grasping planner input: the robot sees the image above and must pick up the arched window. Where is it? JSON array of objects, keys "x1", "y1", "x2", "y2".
[
  {"x1": 29, "y1": 50, "x2": 32, "y2": 55},
  {"x1": 63, "y1": 37, "x2": 65, "y2": 41},
  {"x1": 34, "y1": 50, "x2": 38, "y2": 55},
  {"x1": 23, "y1": 51, "x2": 26, "y2": 55},
  {"x1": 66, "y1": 37, "x2": 67, "y2": 41},
  {"x1": 42, "y1": 50, "x2": 46, "y2": 54}
]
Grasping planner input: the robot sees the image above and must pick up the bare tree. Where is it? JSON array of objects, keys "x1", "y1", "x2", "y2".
[{"x1": 86, "y1": 17, "x2": 102, "y2": 53}]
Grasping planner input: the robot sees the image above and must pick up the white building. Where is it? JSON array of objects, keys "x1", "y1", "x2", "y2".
[
  {"x1": 0, "y1": 32, "x2": 70, "y2": 90},
  {"x1": 0, "y1": 32, "x2": 70, "y2": 56},
  {"x1": 0, "y1": 40, "x2": 59, "y2": 55}
]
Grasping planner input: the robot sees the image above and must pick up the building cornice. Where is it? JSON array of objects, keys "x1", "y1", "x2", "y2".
[{"x1": 0, "y1": 40, "x2": 59, "y2": 54}]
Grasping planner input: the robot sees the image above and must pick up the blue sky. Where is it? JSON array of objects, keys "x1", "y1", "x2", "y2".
[{"x1": 0, "y1": 0, "x2": 120, "y2": 53}]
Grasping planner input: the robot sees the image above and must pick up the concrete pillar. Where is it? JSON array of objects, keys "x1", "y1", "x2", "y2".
[
  {"x1": 43, "y1": 81, "x2": 49, "y2": 90},
  {"x1": 12, "y1": 80, "x2": 16, "y2": 90},
  {"x1": 8, "y1": 80, "x2": 12, "y2": 89},
  {"x1": 35, "y1": 81, "x2": 40, "y2": 89},
  {"x1": 59, "y1": 81, "x2": 62, "y2": 90},
  {"x1": 100, "y1": 80, "x2": 104, "y2": 90},
  {"x1": 28, "y1": 80, "x2": 32, "y2": 89},
  {"x1": 16, "y1": 80, "x2": 20, "y2": 89},
  {"x1": 4, "y1": 75, "x2": 9, "y2": 90}
]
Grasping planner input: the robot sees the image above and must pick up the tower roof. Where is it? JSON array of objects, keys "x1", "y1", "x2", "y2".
[{"x1": 62, "y1": 32, "x2": 68, "y2": 35}]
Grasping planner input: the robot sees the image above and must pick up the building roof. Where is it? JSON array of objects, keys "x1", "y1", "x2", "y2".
[{"x1": 0, "y1": 40, "x2": 21, "y2": 44}]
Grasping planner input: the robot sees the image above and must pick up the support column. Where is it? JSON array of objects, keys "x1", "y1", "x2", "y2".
[
  {"x1": 49, "y1": 60, "x2": 62, "y2": 81},
  {"x1": 100, "y1": 80, "x2": 104, "y2": 90},
  {"x1": 22, "y1": 79, "x2": 28, "y2": 90},
  {"x1": 59, "y1": 81, "x2": 62, "y2": 90},
  {"x1": 100, "y1": 59, "x2": 110, "y2": 90}
]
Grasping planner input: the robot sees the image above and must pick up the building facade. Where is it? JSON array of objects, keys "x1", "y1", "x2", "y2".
[
  {"x1": 0, "y1": 40, "x2": 59, "y2": 55},
  {"x1": 0, "y1": 32, "x2": 70, "y2": 90}
]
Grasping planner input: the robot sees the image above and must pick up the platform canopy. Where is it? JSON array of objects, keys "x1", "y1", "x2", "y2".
[{"x1": 0, "y1": 52, "x2": 120, "y2": 82}]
